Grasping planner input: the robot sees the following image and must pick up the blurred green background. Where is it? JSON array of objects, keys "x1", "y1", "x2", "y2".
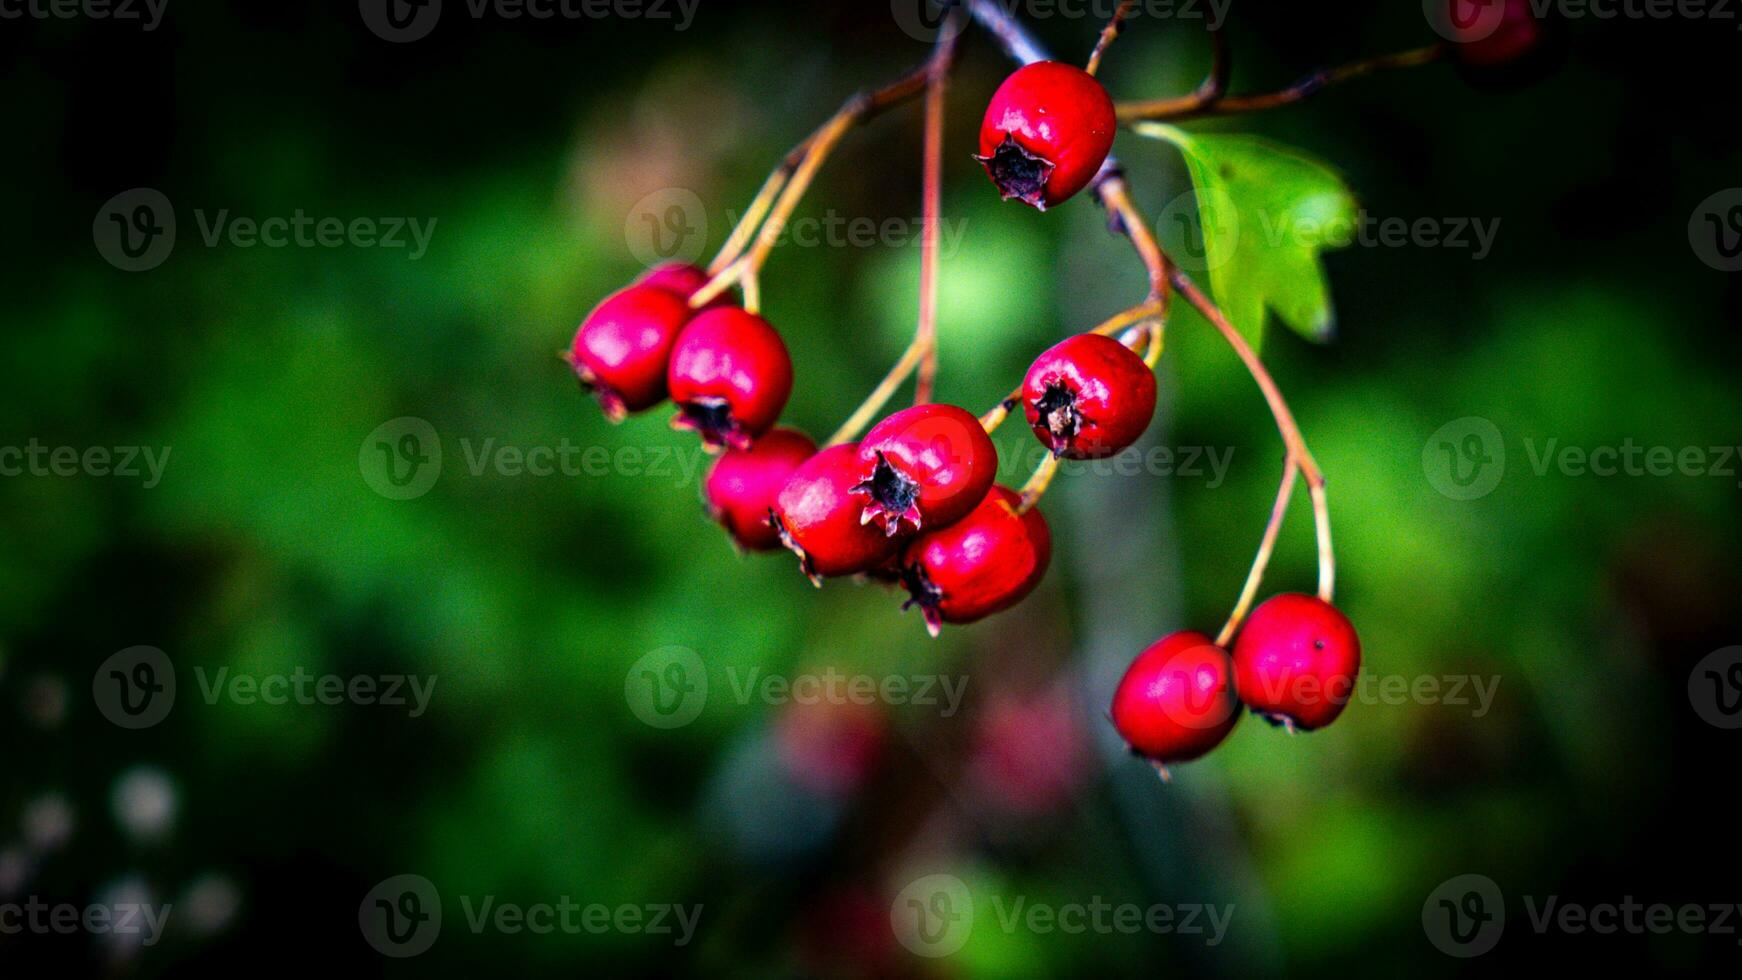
[{"x1": 3, "y1": 1, "x2": 1740, "y2": 975}]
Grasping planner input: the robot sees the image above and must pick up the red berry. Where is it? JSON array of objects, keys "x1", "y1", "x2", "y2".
[
  {"x1": 773, "y1": 444, "x2": 904, "y2": 584},
  {"x1": 1111, "y1": 631, "x2": 1241, "y2": 766},
  {"x1": 1232, "y1": 594, "x2": 1361, "y2": 732},
  {"x1": 975, "y1": 61, "x2": 1117, "y2": 211},
  {"x1": 567, "y1": 284, "x2": 692, "y2": 422},
  {"x1": 899, "y1": 486, "x2": 1052, "y2": 637},
  {"x1": 668, "y1": 307, "x2": 794, "y2": 451},
  {"x1": 1022, "y1": 333, "x2": 1156, "y2": 459},
  {"x1": 704, "y1": 427, "x2": 817, "y2": 551},
  {"x1": 853, "y1": 404, "x2": 998, "y2": 537},
  {"x1": 1443, "y1": 0, "x2": 1553, "y2": 77},
  {"x1": 636, "y1": 262, "x2": 731, "y2": 309}
]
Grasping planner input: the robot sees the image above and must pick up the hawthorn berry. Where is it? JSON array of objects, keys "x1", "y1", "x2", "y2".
[
  {"x1": 668, "y1": 307, "x2": 794, "y2": 451},
  {"x1": 773, "y1": 444, "x2": 904, "y2": 584},
  {"x1": 1441, "y1": 0, "x2": 1561, "y2": 86},
  {"x1": 853, "y1": 404, "x2": 998, "y2": 537},
  {"x1": 704, "y1": 427, "x2": 817, "y2": 551},
  {"x1": 1022, "y1": 333, "x2": 1156, "y2": 459},
  {"x1": 1111, "y1": 631, "x2": 1241, "y2": 767},
  {"x1": 975, "y1": 61, "x2": 1117, "y2": 211},
  {"x1": 566, "y1": 283, "x2": 693, "y2": 421},
  {"x1": 1232, "y1": 593, "x2": 1361, "y2": 732},
  {"x1": 899, "y1": 485, "x2": 1052, "y2": 637},
  {"x1": 637, "y1": 262, "x2": 732, "y2": 309}
]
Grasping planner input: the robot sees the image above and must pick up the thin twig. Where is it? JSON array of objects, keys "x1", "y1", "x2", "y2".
[
  {"x1": 1085, "y1": 0, "x2": 1137, "y2": 76},
  {"x1": 1117, "y1": 43, "x2": 1447, "y2": 123},
  {"x1": 913, "y1": 24, "x2": 955, "y2": 405}
]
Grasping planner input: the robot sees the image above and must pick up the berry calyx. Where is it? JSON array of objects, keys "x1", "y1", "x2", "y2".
[
  {"x1": 1232, "y1": 593, "x2": 1361, "y2": 732},
  {"x1": 853, "y1": 404, "x2": 998, "y2": 537},
  {"x1": 899, "y1": 485, "x2": 1052, "y2": 637},
  {"x1": 1110, "y1": 631, "x2": 1241, "y2": 768},
  {"x1": 1022, "y1": 333, "x2": 1157, "y2": 459},
  {"x1": 704, "y1": 427, "x2": 817, "y2": 551},
  {"x1": 566, "y1": 284, "x2": 693, "y2": 422},
  {"x1": 975, "y1": 61, "x2": 1117, "y2": 211},
  {"x1": 637, "y1": 262, "x2": 732, "y2": 309},
  {"x1": 668, "y1": 307, "x2": 795, "y2": 451},
  {"x1": 772, "y1": 444, "x2": 904, "y2": 585}
]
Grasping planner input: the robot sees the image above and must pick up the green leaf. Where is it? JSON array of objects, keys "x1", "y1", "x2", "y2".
[{"x1": 1138, "y1": 124, "x2": 1359, "y2": 352}]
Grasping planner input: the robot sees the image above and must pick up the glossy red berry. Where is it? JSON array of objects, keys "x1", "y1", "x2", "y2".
[
  {"x1": 773, "y1": 444, "x2": 904, "y2": 584},
  {"x1": 1022, "y1": 333, "x2": 1156, "y2": 459},
  {"x1": 668, "y1": 307, "x2": 794, "y2": 451},
  {"x1": 1232, "y1": 594, "x2": 1361, "y2": 732},
  {"x1": 1444, "y1": 0, "x2": 1543, "y2": 69},
  {"x1": 899, "y1": 486, "x2": 1052, "y2": 637},
  {"x1": 1110, "y1": 631, "x2": 1241, "y2": 767},
  {"x1": 853, "y1": 404, "x2": 998, "y2": 537},
  {"x1": 567, "y1": 284, "x2": 693, "y2": 421},
  {"x1": 976, "y1": 61, "x2": 1117, "y2": 211},
  {"x1": 704, "y1": 427, "x2": 817, "y2": 551},
  {"x1": 637, "y1": 262, "x2": 731, "y2": 309}
]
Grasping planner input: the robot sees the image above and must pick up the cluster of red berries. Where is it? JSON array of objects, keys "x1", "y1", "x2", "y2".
[
  {"x1": 568, "y1": 41, "x2": 1375, "y2": 775},
  {"x1": 567, "y1": 258, "x2": 1157, "y2": 635},
  {"x1": 1110, "y1": 593, "x2": 1362, "y2": 774}
]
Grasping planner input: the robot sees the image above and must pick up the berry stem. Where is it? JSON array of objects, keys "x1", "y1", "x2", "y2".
[
  {"x1": 1171, "y1": 268, "x2": 1336, "y2": 605},
  {"x1": 1216, "y1": 457, "x2": 1298, "y2": 647},
  {"x1": 1084, "y1": 0, "x2": 1137, "y2": 77},
  {"x1": 708, "y1": 164, "x2": 790, "y2": 276},
  {"x1": 967, "y1": 0, "x2": 1336, "y2": 606},
  {"x1": 1115, "y1": 42, "x2": 1447, "y2": 123},
  {"x1": 1018, "y1": 453, "x2": 1061, "y2": 512},
  {"x1": 821, "y1": 19, "x2": 962, "y2": 443},
  {"x1": 914, "y1": 17, "x2": 959, "y2": 406},
  {"x1": 690, "y1": 60, "x2": 940, "y2": 310}
]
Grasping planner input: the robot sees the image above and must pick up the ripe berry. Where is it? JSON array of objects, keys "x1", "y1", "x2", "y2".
[
  {"x1": 1232, "y1": 594, "x2": 1361, "y2": 732},
  {"x1": 853, "y1": 404, "x2": 998, "y2": 537},
  {"x1": 668, "y1": 307, "x2": 794, "y2": 451},
  {"x1": 773, "y1": 444, "x2": 904, "y2": 584},
  {"x1": 975, "y1": 61, "x2": 1117, "y2": 211},
  {"x1": 637, "y1": 262, "x2": 731, "y2": 309},
  {"x1": 704, "y1": 427, "x2": 817, "y2": 551},
  {"x1": 1110, "y1": 631, "x2": 1241, "y2": 768},
  {"x1": 1022, "y1": 333, "x2": 1156, "y2": 459},
  {"x1": 899, "y1": 486, "x2": 1052, "y2": 637},
  {"x1": 567, "y1": 283, "x2": 693, "y2": 421},
  {"x1": 1444, "y1": 0, "x2": 1542, "y2": 69}
]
